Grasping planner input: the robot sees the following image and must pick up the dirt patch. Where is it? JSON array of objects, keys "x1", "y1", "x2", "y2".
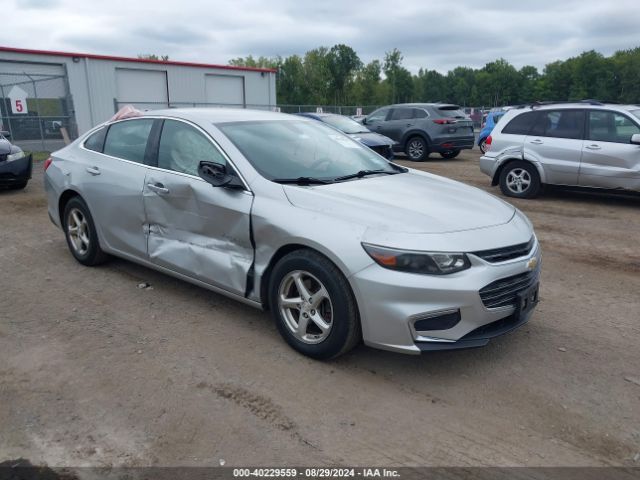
[{"x1": 1, "y1": 156, "x2": 639, "y2": 467}]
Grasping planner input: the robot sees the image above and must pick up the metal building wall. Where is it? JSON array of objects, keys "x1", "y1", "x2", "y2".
[{"x1": 0, "y1": 48, "x2": 277, "y2": 135}]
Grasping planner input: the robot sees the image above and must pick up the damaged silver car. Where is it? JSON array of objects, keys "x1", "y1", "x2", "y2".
[{"x1": 45, "y1": 108, "x2": 541, "y2": 359}]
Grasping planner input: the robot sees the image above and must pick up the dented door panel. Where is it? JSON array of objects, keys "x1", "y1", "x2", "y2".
[{"x1": 143, "y1": 169, "x2": 253, "y2": 295}]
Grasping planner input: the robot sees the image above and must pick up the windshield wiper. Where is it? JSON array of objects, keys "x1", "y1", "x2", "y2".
[
  {"x1": 272, "y1": 176, "x2": 332, "y2": 185},
  {"x1": 332, "y1": 169, "x2": 399, "y2": 182}
]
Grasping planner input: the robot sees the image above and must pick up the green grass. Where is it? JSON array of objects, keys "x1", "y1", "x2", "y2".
[{"x1": 26, "y1": 151, "x2": 51, "y2": 162}]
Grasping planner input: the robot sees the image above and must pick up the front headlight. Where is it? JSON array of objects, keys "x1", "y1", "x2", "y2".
[
  {"x1": 362, "y1": 243, "x2": 471, "y2": 275},
  {"x1": 7, "y1": 150, "x2": 25, "y2": 162}
]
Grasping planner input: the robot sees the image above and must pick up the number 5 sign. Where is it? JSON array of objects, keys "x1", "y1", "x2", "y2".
[{"x1": 8, "y1": 86, "x2": 28, "y2": 115}]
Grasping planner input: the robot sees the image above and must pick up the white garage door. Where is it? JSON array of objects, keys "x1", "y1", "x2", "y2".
[
  {"x1": 205, "y1": 74, "x2": 245, "y2": 107},
  {"x1": 116, "y1": 68, "x2": 168, "y2": 110}
]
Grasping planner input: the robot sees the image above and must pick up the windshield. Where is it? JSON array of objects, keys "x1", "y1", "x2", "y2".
[
  {"x1": 321, "y1": 115, "x2": 370, "y2": 134},
  {"x1": 218, "y1": 120, "x2": 397, "y2": 182},
  {"x1": 631, "y1": 109, "x2": 640, "y2": 121},
  {"x1": 438, "y1": 106, "x2": 467, "y2": 119}
]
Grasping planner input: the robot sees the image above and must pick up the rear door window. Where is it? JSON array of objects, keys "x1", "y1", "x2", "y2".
[
  {"x1": 389, "y1": 108, "x2": 414, "y2": 121},
  {"x1": 530, "y1": 110, "x2": 584, "y2": 139},
  {"x1": 502, "y1": 111, "x2": 538, "y2": 135},
  {"x1": 413, "y1": 109, "x2": 428, "y2": 119},
  {"x1": 103, "y1": 119, "x2": 154, "y2": 163},
  {"x1": 587, "y1": 111, "x2": 640, "y2": 144}
]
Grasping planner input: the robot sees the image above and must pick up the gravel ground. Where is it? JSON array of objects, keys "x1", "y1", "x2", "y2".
[{"x1": 0, "y1": 150, "x2": 639, "y2": 468}]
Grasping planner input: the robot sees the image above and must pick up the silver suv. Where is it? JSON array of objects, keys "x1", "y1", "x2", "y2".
[
  {"x1": 363, "y1": 103, "x2": 475, "y2": 161},
  {"x1": 480, "y1": 102, "x2": 640, "y2": 198}
]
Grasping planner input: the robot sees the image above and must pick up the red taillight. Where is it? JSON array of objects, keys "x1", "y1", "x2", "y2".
[
  {"x1": 44, "y1": 157, "x2": 53, "y2": 171},
  {"x1": 432, "y1": 119, "x2": 457, "y2": 125},
  {"x1": 485, "y1": 135, "x2": 493, "y2": 150}
]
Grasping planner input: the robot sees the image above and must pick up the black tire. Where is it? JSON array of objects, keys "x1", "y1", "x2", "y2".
[
  {"x1": 7, "y1": 181, "x2": 28, "y2": 190},
  {"x1": 498, "y1": 160, "x2": 542, "y2": 199},
  {"x1": 268, "y1": 249, "x2": 361, "y2": 360},
  {"x1": 404, "y1": 136, "x2": 429, "y2": 161},
  {"x1": 440, "y1": 149, "x2": 460, "y2": 159},
  {"x1": 479, "y1": 139, "x2": 487, "y2": 154},
  {"x1": 62, "y1": 196, "x2": 109, "y2": 266}
]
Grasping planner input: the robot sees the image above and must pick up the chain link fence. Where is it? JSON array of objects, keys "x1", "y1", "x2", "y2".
[{"x1": 0, "y1": 72, "x2": 77, "y2": 152}]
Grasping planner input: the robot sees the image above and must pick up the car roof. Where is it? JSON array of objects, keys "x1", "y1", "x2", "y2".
[
  {"x1": 513, "y1": 102, "x2": 640, "y2": 112},
  {"x1": 388, "y1": 103, "x2": 460, "y2": 109},
  {"x1": 141, "y1": 107, "x2": 304, "y2": 123}
]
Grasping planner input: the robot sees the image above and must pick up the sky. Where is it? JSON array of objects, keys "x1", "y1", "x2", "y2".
[{"x1": 3, "y1": 0, "x2": 640, "y2": 73}]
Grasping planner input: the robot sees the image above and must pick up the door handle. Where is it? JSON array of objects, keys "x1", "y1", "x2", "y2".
[
  {"x1": 86, "y1": 166, "x2": 101, "y2": 175},
  {"x1": 585, "y1": 144, "x2": 601, "y2": 150},
  {"x1": 147, "y1": 183, "x2": 170, "y2": 195},
  {"x1": 406, "y1": 123, "x2": 413, "y2": 127},
  {"x1": 529, "y1": 139, "x2": 543, "y2": 145}
]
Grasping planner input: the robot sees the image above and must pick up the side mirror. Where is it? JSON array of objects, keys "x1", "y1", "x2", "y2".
[
  {"x1": 198, "y1": 161, "x2": 244, "y2": 189},
  {"x1": 0, "y1": 130, "x2": 10, "y2": 139},
  {"x1": 361, "y1": 118, "x2": 368, "y2": 125},
  {"x1": 631, "y1": 133, "x2": 640, "y2": 145}
]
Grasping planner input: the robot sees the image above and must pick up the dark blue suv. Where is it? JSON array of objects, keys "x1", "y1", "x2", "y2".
[{"x1": 296, "y1": 112, "x2": 396, "y2": 159}]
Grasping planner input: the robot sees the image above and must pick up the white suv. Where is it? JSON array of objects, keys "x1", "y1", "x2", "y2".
[{"x1": 479, "y1": 102, "x2": 640, "y2": 198}]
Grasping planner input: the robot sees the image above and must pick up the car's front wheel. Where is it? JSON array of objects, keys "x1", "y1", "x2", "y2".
[
  {"x1": 405, "y1": 136, "x2": 429, "y2": 161},
  {"x1": 269, "y1": 249, "x2": 361, "y2": 359},
  {"x1": 499, "y1": 161, "x2": 542, "y2": 199},
  {"x1": 63, "y1": 196, "x2": 108, "y2": 266},
  {"x1": 440, "y1": 149, "x2": 460, "y2": 159}
]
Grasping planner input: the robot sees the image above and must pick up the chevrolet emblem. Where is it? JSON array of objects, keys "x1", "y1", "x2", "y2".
[{"x1": 527, "y1": 257, "x2": 538, "y2": 270}]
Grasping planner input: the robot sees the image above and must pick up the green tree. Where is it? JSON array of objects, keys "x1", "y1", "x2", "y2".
[
  {"x1": 138, "y1": 54, "x2": 169, "y2": 61},
  {"x1": 326, "y1": 44, "x2": 362, "y2": 104}
]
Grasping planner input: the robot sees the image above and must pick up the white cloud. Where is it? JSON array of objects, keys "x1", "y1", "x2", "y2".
[{"x1": 2, "y1": 0, "x2": 639, "y2": 73}]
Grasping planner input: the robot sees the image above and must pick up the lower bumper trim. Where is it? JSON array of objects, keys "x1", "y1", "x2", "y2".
[{"x1": 416, "y1": 310, "x2": 532, "y2": 352}]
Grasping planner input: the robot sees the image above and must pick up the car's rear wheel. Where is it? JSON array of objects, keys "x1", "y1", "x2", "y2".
[
  {"x1": 269, "y1": 249, "x2": 360, "y2": 359},
  {"x1": 405, "y1": 136, "x2": 429, "y2": 161},
  {"x1": 499, "y1": 161, "x2": 542, "y2": 199},
  {"x1": 479, "y1": 139, "x2": 487, "y2": 153},
  {"x1": 63, "y1": 197, "x2": 108, "y2": 266},
  {"x1": 440, "y1": 149, "x2": 460, "y2": 159}
]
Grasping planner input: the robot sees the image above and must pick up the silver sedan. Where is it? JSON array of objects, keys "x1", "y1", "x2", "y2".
[{"x1": 44, "y1": 108, "x2": 541, "y2": 359}]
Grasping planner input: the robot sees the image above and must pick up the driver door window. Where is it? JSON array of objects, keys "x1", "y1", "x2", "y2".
[
  {"x1": 157, "y1": 120, "x2": 226, "y2": 176},
  {"x1": 367, "y1": 108, "x2": 389, "y2": 123}
]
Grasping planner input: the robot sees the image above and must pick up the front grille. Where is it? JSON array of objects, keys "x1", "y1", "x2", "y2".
[
  {"x1": 0, "y1": 154, "x2": 7, "y2": 163},
  {"x1": 479, "y1": 268, "x2": 539, "y2": 309},
  {"x1": 472, "y1": 237, "x2": 534, "y2": 263}
]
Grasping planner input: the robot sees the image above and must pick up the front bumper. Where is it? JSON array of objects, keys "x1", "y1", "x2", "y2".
[
  {"x1": 0, "y1": 154, "x2": 32, "y2": 186},
  {"x1": 350, "y1": 239, "x2": 542, "y2": 354}
]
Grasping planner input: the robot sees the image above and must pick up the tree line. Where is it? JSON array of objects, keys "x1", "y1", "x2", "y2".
[{"x1": 229, "y1": 45, "x2": 640, "y2": 108}]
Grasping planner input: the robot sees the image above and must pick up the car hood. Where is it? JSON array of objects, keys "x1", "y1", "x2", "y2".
[
  {"x1": 283, "y1": 170, "x2": 515, "y2": 234},
  {"x1": 347, "y1": 132, "x2": 395, "y2": 147}
]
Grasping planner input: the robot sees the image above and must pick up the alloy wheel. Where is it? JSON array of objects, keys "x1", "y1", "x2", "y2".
[
  {"x1": 408, "y1": 139, "x2": 424, "y2": 159},
  {"x1": 506, "y1": 168, "x2": 531, "y2": 194},
  {"x1": 278, "y1": 270, "x2": 333, "y2": 344},
  {"x1": 67, "y1": 207, "x2": 90, "y2": 255}
]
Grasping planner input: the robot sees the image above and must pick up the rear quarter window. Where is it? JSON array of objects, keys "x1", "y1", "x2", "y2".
[
  {"x1": 501, "y1": 111, "x2": 539, "y2": 135},
  {"x1": 84, "y1": 127, "x2": 107, "y2": 153}
]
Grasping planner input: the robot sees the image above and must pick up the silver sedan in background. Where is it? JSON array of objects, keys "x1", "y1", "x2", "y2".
[{"x1": 44, "y1": 108, "x2": 541, "y2": 359}]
